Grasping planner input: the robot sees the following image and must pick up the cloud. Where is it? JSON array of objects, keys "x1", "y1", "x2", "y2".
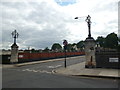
[
  {"x1": 1, "y1": 0, "x2": 119, "y2": 49},
  {"x1": 55, "y1": 0, "x2": 77, "y2": 6},
  {"x1": 119, "y1": 1, "x2": 120, "y2": 38},
  {"x1": 1, "y1": 0, "x2": 70, "y2": 49}
]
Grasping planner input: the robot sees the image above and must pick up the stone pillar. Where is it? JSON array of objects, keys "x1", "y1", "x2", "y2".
[
  {"x1": 10, "y1": 43, "x2": 19, "y2": 63},
  {"x1": 85, "y1": 37, "x2": 96, "y2": 68}
]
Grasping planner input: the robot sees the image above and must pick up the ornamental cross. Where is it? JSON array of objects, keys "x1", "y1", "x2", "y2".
[{"x1": 11, "y1": 30, "x2": 19, "y2": 44}]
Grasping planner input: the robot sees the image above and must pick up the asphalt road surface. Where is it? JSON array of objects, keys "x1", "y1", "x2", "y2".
[{"x1": 2, "y1": 56, "x2": 119, "y2": 88}]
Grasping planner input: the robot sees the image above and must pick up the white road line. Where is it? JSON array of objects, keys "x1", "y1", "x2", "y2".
[
  {"x1": 32, "y1": 70, "x2": 38, "y2": 72},
  {"x1": 48, "y1": 65, "x2": 62, "y2": 69},
  {"x1": 22, "y1": 69, "x2": 52, "y2": 74},
  {"x1": 24, "y1": 69, "x2": 33, "y2": 72},
  {"x1": 55, "y1": 65, "x2": 62, "y2": 68},
  {"x1": 22, "y1": 70, "x2": 26, "y2": 71},
  {"x1": 48, "y1": 66, "x2": 54, "y2": 68}
]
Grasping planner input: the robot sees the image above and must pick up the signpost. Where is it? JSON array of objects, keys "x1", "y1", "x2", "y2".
[{"x1": 63, "y1": 40, "x2": 68, "y2": 68}]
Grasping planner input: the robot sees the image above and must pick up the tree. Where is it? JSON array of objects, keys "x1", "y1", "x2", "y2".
[
  {"x1": 105, "y1": 32, "x2": 118, "y2": 49},
  {"x1": 51, "y1": 43, "x2": 62, "y2": 51},
  {"x1": 66, "y1": 44, "x2": 72, "y2": 52},
  {"x1": 43, "y1": 47, "x2": 49, "y2": 52},
  {"x1": 77, "y1": 40, "x2": 85, "y2": 51},
  {"x1": 96, "y1": 36, "x2": 106, "y2": 47},
  {"x1": 71, "y1": 43, "x2": 77, "y2": 51},
  {"x1": 31, "y1": 48, "x2": 35, "y2": 53},
  {"x1": 96, "y1": 33, "x2": 119, "y2": 49}
]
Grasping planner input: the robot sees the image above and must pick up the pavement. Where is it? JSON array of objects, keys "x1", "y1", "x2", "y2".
[
  {"x1": 1, "y1": 56, "x2": 120, "y2": 79},
  {"x1": 1, "y1": 58, "x2": 65, "y2": 68},
  {"x1": 55, "y1": 62, "x2": 120, "y2": 79}
]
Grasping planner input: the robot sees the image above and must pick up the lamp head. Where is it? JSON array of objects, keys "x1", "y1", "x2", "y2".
[{"x1": 74, "y1": 17, "x2": 78, "y2": 19}]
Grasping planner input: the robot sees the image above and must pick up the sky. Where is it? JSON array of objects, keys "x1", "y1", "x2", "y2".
[{"x1": 1, "y1": 0, "x2": 119, "y2": 50}]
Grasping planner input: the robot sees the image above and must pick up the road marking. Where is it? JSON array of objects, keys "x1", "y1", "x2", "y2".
[
  {"x1": 22, "y1": 70, "x2": 26, "y2": 71},
  {"x1": 48, "y1": 66, "x2": 54, "y2": 68},
  {"x1": 48, "y1": 65, "x2": 62, "y2": 69},
  {"x1": 55, "y1": 65, "x2": 62, "y2": 68},
  {"x1": 32, "y1": 70, "x2": 38, "y2": 72},
  {"x1": 25, "y1": 69, "x2": 33, "y2": 72},
  {"x1": 22, "y1": 69, "x2": 52, "y2": 74}
]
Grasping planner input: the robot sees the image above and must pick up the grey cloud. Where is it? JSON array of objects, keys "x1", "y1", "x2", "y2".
[
  {"x1": 118, "y1": 1, "x2": 120, "y2": 38},
  {"x1": 18, "y1": 24, "x2": 69, "y2": 49},
  {"x1": 2, "y1": 0, "x2": 118, "y2": 49},
  {"x1": 92, "y1": 1, "x2": 118, "y2": 13},
  {"x1": 1, "y1": 1, "x2": 71, "y2": 49}
]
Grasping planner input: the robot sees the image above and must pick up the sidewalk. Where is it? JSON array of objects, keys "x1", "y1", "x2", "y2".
[
  {"x1": 1, "y1": 58, "x2": 66, "y2": 68},
  {"x1": 55, "y1": 62, "x2": 120, "y2": 79}
]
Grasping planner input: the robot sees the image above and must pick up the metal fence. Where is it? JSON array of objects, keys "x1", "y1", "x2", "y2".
[{"x1": 95, "y1": 52, "x2": 120, "y2": 69}]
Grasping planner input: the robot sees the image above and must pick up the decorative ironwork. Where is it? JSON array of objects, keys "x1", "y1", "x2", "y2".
[
  {"x1": 11, "y1": 30, "x2": 19, "y2": 44},
  {"x1": 85, "y1": 15, "x2": 92, "y2": 38}
]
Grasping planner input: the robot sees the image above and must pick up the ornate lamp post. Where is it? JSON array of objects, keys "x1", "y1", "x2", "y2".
[
  {"x1": 75, "y1": 15, "x2": 92, "y2": 38},
  {"x1": 85, "y1": 15, "x2": 92, "y2": 38},
  {"x1": 75, "y1": 15, "x2": 96, "y2": 68},
  {"x1": 11, "y1": 30, "x2": 19, "y2": 44}
]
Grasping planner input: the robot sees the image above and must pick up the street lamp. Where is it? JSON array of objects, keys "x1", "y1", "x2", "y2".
[
  {"x1": 75, "y1": 15, "x2": 92, "y2": 38},
  {"x1": 11, "y1": 30, "x2": 19, "y2": 44},
  {"x1": 85, "y1": 15, "x2": 92, "y2": 38},
  {"x1": 74, "y1": 17, "x2": 78, "y2": 19}
]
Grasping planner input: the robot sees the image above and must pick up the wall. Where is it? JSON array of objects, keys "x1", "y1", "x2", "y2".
[
  {"x1": 18, "y1": 52, "x2": 85, "y2": 63},
  {"x1": 1, "y1": 52, "x2": 85, "y2": 64}
]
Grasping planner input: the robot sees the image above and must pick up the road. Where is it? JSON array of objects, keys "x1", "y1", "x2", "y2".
[{"x1": 2, "y1": 56, "x2": 119, "y2": 88}]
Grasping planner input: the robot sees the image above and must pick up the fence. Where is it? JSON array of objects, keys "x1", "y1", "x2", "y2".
[{"x1": 95, "y1": 52, "x2": 120, "y2": 69}]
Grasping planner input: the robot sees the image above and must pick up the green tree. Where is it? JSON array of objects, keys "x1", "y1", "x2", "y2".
[
  {"x1": 77, "y1": 40, "x2": 85, "y2": 50},
  {"x1": 31, "y1": 48, "x2": 35, "y2": 53},
  {"x1": 96, "y1": 36, "x2": 106, "y2": 47},
  {"x1": 43, "y1": 47, "x2": 49, "y2": 52},
  {"x1": 66, "y1": 44, "x2": 72, "y2": 52},
  {"x1": 105, "y1": 32, "x2": 118, "y2": 49},
  {"x1": 96, "y1": 33, "x2": 119, "y2": 49},
  {"x1": 51, "y1": 43, "x2": 62, "y2": 51},
  {"x1": 71, "y1": 43, "x2": 77, "y2": 51}
]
